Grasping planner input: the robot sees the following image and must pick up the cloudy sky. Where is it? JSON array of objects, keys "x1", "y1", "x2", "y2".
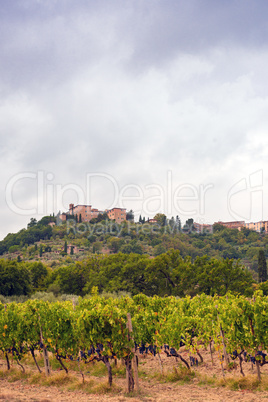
[{"x1": 1, "y1": 0, "x2": 268, "y2": 239}]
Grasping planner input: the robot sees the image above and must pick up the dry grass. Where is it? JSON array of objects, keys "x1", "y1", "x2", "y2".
[
  {"x1": 68, "y1": 377, "x2": 121, "y2": 395},
  {"x1": 67, "y1": 378, "x2": 96, "y2": 393},
  {"x1": 85, "y1": 360, "x2": 107, "y2": 377},
  {"x1": 166, "y1": 366, "x2": 195, "y2": 383},
  {"x1": 195, "y1": 372, "x2": 268, "y2": 392},
  {"x1": 0, "y1": 359, "x2": 122, "y2": 396},
  {"x1": 152, "y1": 365, "x2": 196, "y2": 384},
  {"x1": 196, "y1": 373, "x2": 217, "y2": 387},
  {"x1": 29, "y1": 371, "x2": 76, "y2": 387},
  {"x1": 2, "y1": 349, "x2": 268, "y2": 400},
  {"x1": 1, "y1": 367, "x2": 31, "y2": 382},
  {"x1": 92, "y1": 381, "x2": 121, "y2": 395},
  {"x1": 217, "y1": 374, "x2": 262, "y2": 391}
]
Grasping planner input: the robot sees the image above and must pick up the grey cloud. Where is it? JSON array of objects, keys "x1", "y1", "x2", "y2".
[
  {"x1": 118, "y1": 0, "x2": 268, "y2": 72},
  {"x1": 1, "y1": 1, "x2": 268, "y2": 239},
  {"x1": 1, "y1": 0, "x2": 268, "y2": 92},
  {"x1": 0, "y1": 1, "x2": 121, "y2": 91}
]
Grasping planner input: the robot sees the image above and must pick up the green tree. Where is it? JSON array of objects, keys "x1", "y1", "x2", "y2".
[
  {"x1": 176, "y1": 215, "x2": 181, "y2": 231},
  {"x1": 145, "y1": 249, "x2": 186, "y2": 296},
  {"x1": 131, "y1": 241, "x2": 143, "y2": 255},
  {"x1": 194, "y1": 257, "x2": 254, "y2": 296},
  {"x1": 120, "y1": 244, "x2": 133, "y2": 254},
  {"x1": 126, "y1": 210, "x2": 134, "y2": 221},
  {"x1": 107, "y1": 237, "x2": 123, "y2": 253},
  {"x1": 29, "y1": 261, "x2": 49, "y2": 291},
  {"x1": 55, "y1": 263, "x2": 91, "y2": 295},
  {"x1": 154, "y1": 244, "x2": 166, "y2": 256},
  {"x1": 0, "y1": 259, "x2": 31, "y2": 296},
  {"x1": 169, "y1": 216, "x2": 175, "y2": 228},
  {"x1": 27, "y1": 218, "x2": 37, "y2": 229},
  {"x1": 154, "y1": 213, "x2": 167, "y2": 227},
  {"x1": 183, "y1": 218, "x2": 195, "y2": 232},
  {"x1": 37, "y1": 215, "x2": 56, "y2": 226},
  {"x1": 258, "y1": 249, "x2": 267, "y2": 283},
  {"x1": 213, "y1": 223, "x2": 225, "y2": 232},
  {"x1": 9, "y1": 245, "x2": 19, "y2": 253}
]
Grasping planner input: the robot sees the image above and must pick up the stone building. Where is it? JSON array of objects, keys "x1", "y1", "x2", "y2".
[
  {"x1": 59, "y1": 204, "x2": 126, "y2": 224},
  {"x1": 216, "y1": 221, "x2": 245, "y2": 230},
  {"x1": 106, "y1": 207, "x2": 127, "y2": 223}
]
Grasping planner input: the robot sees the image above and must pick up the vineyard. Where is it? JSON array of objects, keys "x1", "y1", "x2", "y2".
[{"x1": 1, "y1": 291, "x2": 268, "y2": 395}]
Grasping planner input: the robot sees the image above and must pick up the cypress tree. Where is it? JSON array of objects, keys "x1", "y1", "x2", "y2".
[
  {"x1": 258, "y1": 249, "x2": 267, "y2": 283},
  {"x1": 176, "y1": 215, "x2": 181, "y2": 231}
]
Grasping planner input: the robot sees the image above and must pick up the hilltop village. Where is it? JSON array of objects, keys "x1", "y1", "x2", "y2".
[
  {"x1": 58, "y1": 203, "x2": 268, "y2": 234},
  {"x1": 59, "y1": 204, "x2": 127, "y2": 224}
]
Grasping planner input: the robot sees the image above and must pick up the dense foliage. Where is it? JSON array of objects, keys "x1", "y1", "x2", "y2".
[
  {"x1": 1, "y1": 292, "x2": 268, "y2": 383},
  {"x1": 1, "y1": 217, "x2": 268, "y2": 277},
  {"x1": 0, "y1": 250, "x2": 257, "y2": 297},
  {"x1": 0, "y1": 216, "x2": 55, "y2": 255},
  {"x1": 1, "y1": 215, "x2": 268, "y2": 299}
]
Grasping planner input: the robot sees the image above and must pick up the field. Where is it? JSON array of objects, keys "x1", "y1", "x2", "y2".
[
  {"x1": 1, "y1": 347, "x2": 268, "y2": 401},
  {"x1": 1, "y1": 292, "x2": 268, "y2": 401}
]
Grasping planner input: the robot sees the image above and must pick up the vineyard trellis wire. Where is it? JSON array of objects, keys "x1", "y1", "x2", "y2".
[{"x1": 0, "y1": 291, "x2": 268, "y2": 389}]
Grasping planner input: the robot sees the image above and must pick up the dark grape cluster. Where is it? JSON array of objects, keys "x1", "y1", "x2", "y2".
[
  {"x1": 136, "y1": 343, "x2": 157, "y2": 356},
  {"x1": 190, "y1": 356, "x2": 198, "y2": 366},
  {"x1": 231, "y1": 350, "x2": 267, "y2": 365}
]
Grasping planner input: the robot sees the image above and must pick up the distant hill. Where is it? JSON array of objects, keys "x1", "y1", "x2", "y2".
[
  {"x1": 1, "y1": 215, "x2": 268, "y2": 299},
  {"x1": 0, "y1": 215, "x2": 267, "y2": 279}
]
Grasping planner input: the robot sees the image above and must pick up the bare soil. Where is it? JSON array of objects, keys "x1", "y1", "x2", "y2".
[{"x1": 1, "y1": 348, "x2": 268, "y2": 401}]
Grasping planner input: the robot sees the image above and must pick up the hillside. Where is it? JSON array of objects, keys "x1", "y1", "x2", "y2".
[
  {"x1": 0, "y1": 215, "x2": 267, "y2": 278},
  {"x1": 1, "y1": 215, "x2": 268, "y2": 299}
]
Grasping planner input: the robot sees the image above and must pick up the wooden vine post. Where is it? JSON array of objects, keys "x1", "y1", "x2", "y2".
[
  {"x1": 3, "y1": 304, "x2": 10, "y2": 370},
  {"x1": 216, "y1": 307, "x2": 229, "y2": 369},
  {"x1": 39, "y1": 316, "x2": 50, "y2": 376},
  {"x1": 126, "y1": 313, "x2": 140, "y2": 393},
  {"x1": 209, "y1": 340, "x2": 214, "y2": 366},
  {"x1": 220, "y1": 325, "x2": 230, "y2": 368},
  {"x1": 73, "y1": 299, "x2": 84, "y2": 383},
  {"x1": 249, "y1": 315, "x2": 261, "y2": 382},
  {"x1": 157, "y1": 352, "x2": 163, "y2": 375}
]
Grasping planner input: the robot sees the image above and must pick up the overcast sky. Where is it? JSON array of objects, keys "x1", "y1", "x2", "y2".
[{"x1": 1, "y1": 0, "x2": 268, "y2": 240}]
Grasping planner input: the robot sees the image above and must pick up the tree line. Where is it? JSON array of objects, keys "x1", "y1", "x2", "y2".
[
  {"x1": 2, "y1": 215, "x2": 268, "y2": 278},
  {"x1": 0, "y1": 216, "x2": 55, "y2": 255},
  {"x1": 1, "y1": 250, "x2": 266, "y2": 299}
]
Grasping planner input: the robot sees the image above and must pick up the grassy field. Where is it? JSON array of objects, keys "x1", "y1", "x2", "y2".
[{"x1": 1, "y1": 346, "x2": 268, "y2": 401}]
